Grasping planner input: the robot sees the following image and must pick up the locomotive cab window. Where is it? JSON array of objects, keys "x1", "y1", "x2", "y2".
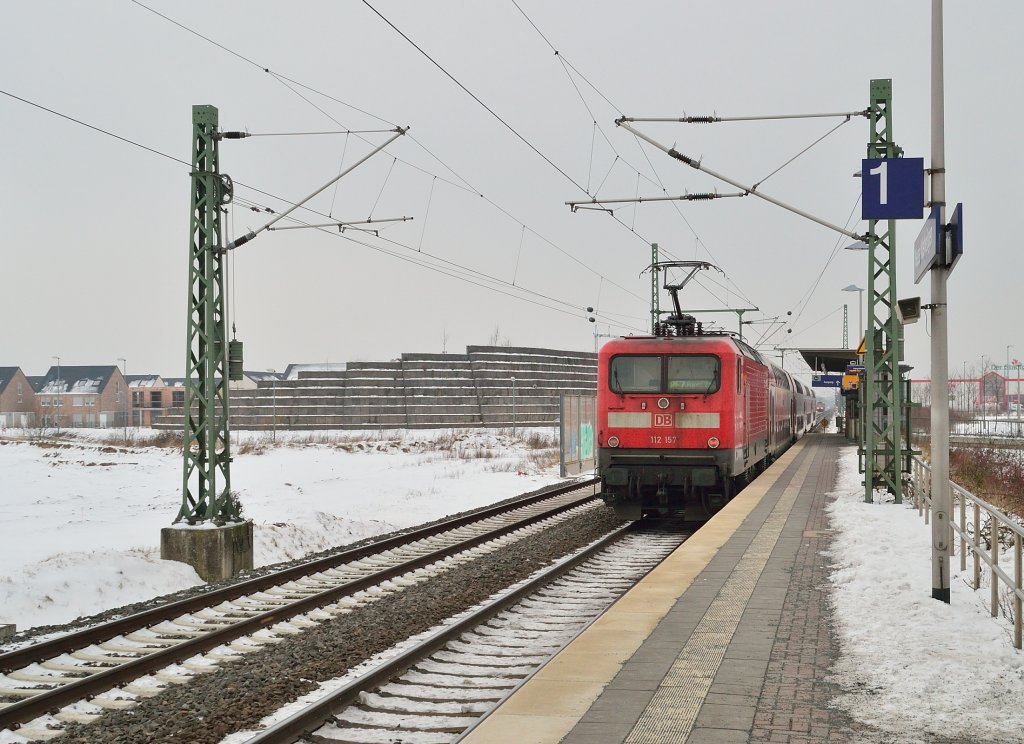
[
  {"x1": 609, "y1": 355, "x2": 661, "y2": 393},
  {"x1": 667, "y1": 356, "x2": 720, "y2": 394}
]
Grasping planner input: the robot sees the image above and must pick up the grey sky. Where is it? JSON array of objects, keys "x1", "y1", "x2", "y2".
[{"x1": 2, "y1": 1, "x2": 1019, "y2": 381}]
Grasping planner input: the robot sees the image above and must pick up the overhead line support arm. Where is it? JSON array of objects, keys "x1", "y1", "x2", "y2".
[
  {"x1": 616, "y1": 119, "x2": 865, "y2": 241},
  {"x1": 226, "y1": 127, "x2": 408, "y2": 251}
]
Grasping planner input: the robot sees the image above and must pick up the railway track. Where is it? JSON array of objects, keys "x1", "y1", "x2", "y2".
[
  {"x1": 233, "y1": 523, "x2": 688, "y2": 744},
  {"x1": 0, "y1": 478, "x2": 599, "y2": 740}
]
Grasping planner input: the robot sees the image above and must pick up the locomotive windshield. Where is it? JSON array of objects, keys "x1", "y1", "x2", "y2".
[
  {"x1": 667, "y1": 356, "x2": 719, "y2": 393},
  {"x1": 609, "y1": 355, "x2": 661, "y2": 393},
  {"x1": 609, "y1": 354, "x2": 720, "y2": 394}
]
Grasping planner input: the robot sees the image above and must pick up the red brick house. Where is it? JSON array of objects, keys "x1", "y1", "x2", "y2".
[
  {"x1": 37, "y1": 365, "x2": 130, "y2": 428},
  {"x1": 0, "y1": 367, "x2": 36, "y2": 428},
  {"x1": 128, "y1": 375, "x2": 188, "y2": 426}
]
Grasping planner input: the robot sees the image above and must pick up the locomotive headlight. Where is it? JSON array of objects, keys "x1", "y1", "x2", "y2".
[
  {"x1": 607, "y1": 436, "x2": 620, "y2": 448},
  {"x1": 707, "y1": 436, "x2": 720, "y2": 449},
  {"x1": 657, "y1": 397, "x2": 670, "y2": 409}
]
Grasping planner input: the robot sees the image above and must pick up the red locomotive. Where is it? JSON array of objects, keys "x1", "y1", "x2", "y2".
[{"x1": 596, "y1": 305, "x2": 814, "y2": 521}]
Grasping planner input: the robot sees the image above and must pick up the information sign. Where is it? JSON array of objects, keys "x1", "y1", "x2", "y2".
[
  {"x1": 861, "y1": 157, "x2": 925, "y2": 220},
  {"x1": 811, "y1": 374, "x2": 843, "y2": 388},
  {"x1": 914, "y1": 206, "x2": 942, "y2": 284}
]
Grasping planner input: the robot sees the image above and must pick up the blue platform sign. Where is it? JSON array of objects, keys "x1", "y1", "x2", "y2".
[
  {"x1": 812, "y1": 374, "x2": 843, "y2": 388},
  {"x1": 861, "y1": 157, "x2": 925, "y2": 220}
]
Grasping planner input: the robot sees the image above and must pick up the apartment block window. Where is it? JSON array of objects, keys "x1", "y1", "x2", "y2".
[
  {"x1": 172, "y1": 391, "x2": 185, "y2": 408},
  {"x1": 132, "y1": 391, "x2": 143, "y2": 406},
  {"x1": 17, "y1": 382, "x2": 22, "y2": 403},
  {"x1": 151, "y1": 391, "x2": 163, "y2": 408},
  {"x1": 73, "y1": 396, "x2": 84, "y2": 407},
  {"x1": 87, "y1": 398, "x2": 96, "y2": 407},
  {"x1": 115, "y1": 380, "x2": 121, "y2": 403},
  {"x1": 41, "y1": 398, "x2": 49, "y2": 407}
]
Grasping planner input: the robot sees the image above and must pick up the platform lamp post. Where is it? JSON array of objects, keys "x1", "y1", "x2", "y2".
[
  {"x1": 267, "y1": 369, "x2": 277, "y2": 443},
  {"x1": 118, "y1": 358, "x2": 127, "y2": 438}
]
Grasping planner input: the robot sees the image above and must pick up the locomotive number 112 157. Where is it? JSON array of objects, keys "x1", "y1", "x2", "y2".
[{"x1": 650, "y1": 435, "x2": 678, "y2": 445}]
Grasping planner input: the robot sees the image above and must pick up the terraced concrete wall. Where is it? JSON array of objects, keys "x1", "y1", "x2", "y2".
[{"x1": 158, "y1": 346, "x2": 596, "y2": 431}]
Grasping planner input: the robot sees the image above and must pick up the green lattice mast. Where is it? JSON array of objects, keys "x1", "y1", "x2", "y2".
[
  {"x1": 650, "y1": 243, "x2": 660, "y2": 334},
  {"x1": 177, "y1": 104, "x2": 237, "y2": 524},
  {"x1": 862, "y1": 79, "x2": 906, "y2": 503}
]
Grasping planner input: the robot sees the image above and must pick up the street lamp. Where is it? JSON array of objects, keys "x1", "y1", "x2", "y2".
[
  {"x1": 841, "y1": 285, "x2": 864, "y2": 350},
  {"x1": 52, "y1": 355, "x2": 61, "y2": 434},
  {"x1": 511, "y1": 376, "x2": 517, "y2": 437},
  {"x1": 1007, "y1": 345, "x2": 1014, "y2": 414},
  {"x1": 117, "y1": 357, "x2": 127, "y2": 437},
  {"x1": 267, "y1": 369, "x2": 277, "y2": 443}
]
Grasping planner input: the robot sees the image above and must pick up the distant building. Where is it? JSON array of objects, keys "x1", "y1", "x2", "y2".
[
  {"x1": 283, "y1": 363, "x2": 346, "y2": 380},
  {"x1": 127, "y1": 374, "x2": 175, "y2": 427},
  {"x1": 0, "y1": 367, "x2": 36, "y2": 428},
  {"x1": 37, "y1": 365, "x2": 130, "y2": 428},
  {"x1": 232, "y1": 370, "x2": 284, "y2": 391}
]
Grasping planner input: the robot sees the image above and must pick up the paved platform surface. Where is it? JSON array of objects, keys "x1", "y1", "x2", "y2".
[{"x1": 461, "y1": 434, "x2": 982, "y2": 744}]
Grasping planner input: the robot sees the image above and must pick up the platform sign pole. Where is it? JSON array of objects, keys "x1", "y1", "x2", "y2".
[
  {"x1": 862, "y1": 80, "x2": 905, "y2": 505},
  {"x1": 929, "y1": 0, "x2": 951, "y2": 603}
]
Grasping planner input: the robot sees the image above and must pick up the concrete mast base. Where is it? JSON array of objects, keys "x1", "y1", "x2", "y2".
[{"x1": 160, "y1": 521, "x2": 254, "y2": 582}]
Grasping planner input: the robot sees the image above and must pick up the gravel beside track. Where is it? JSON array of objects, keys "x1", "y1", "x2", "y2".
[{"x1": 51, "y1": 505, "x2": 625, "y2": 744}]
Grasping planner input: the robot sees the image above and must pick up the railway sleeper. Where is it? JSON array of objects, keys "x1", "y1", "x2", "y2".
[
  {"x1": 331, "y1": 707, "x2": 477, "y2": 731},
  {"x1": 379, "y1": 682, "x2": 506, "y2": 702}
]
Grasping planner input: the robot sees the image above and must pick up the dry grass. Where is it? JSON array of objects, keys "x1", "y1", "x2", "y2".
[{"x1": 918, "y1": 438, "x2": 1024, "y2": 519}]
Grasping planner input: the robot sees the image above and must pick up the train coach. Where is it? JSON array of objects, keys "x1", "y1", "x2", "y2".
[{"x1": 596, "y1": 324, "x2": 815, "y2": 520}]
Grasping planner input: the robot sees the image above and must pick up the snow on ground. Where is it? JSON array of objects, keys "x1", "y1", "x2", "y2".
[
  {"x1": 0, "y1": 428, "x2": 565, "y2": 630},
  {"x1": 827, "y1": 448, "x2": 1024, "y2": 741},
  {"x1": 3, "y1": 428, "x2": 1024, "y2": 740}
]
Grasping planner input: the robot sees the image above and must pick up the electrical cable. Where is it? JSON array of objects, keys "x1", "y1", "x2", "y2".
[
  {"x1": 361, "y1": 0, "x2": 591, "y2": 197},
  {"x1": 126, "y1": 4, "x2": 654, "y2": 307},
  {"x1": 1, "y1": 84, "x2": 630, "y2": 332},
  {"x1": 131, "y1": 0, "x2": 396, "y2": 127}
]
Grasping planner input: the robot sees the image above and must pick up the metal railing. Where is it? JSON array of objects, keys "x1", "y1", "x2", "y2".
[{"x1": 909, "y1": 457, "x2": 1024, "y2": 648}]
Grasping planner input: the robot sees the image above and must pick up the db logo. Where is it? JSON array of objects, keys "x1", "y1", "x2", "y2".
[{"x1": 654, "y1": 413, "x2": 673, "y2": 427}]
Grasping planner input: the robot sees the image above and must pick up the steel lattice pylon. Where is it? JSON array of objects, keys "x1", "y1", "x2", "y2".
[
  {"x1": 177, "y1": 105, "x2": 237, "y2": 524},
  {"x1": 861, "y1": 79, "x2": 907, "y2": 503},
  {"x1": 650, "y1": 242, "x2": 660, "y2": 334}
]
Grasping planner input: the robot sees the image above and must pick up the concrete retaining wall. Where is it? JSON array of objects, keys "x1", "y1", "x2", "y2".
[{"x1": 156, "y1": 345, "x2": 596, "y2": 431}]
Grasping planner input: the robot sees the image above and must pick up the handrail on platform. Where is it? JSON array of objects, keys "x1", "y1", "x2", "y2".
[{"x1": 909, "y1": 457, "x2": 1024, "y2": 649}]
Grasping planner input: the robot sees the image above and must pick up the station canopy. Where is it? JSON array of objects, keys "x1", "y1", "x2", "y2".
[{"x1": 795, "y1": 348, "x2": 860, "y2": 374}]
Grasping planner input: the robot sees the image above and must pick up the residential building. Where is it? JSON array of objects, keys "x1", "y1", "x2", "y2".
[
  {"x1": 0, "y1": 367, "x2": 36, "y2": 428},
  {"x1": 38, "y1": 365, "x2": 130, "y2": 428}
]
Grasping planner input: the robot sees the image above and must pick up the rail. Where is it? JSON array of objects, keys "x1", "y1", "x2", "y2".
[{"x1": 908, "y1": 457, "x2": 1024, "y2": 648}]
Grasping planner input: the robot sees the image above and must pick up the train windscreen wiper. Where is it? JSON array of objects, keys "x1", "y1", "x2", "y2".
[
  {"x1": 703, "y1": 369, "x2": 719, "y2": 400},
  {"x1": 612, "y1": 369, "x2": 623, "y2": 397}
]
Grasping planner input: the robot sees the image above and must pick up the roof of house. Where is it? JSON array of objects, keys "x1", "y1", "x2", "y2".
[
  {"x1": 243, "y1": 371, "x2": 283, "y2": 382},
  {"x1": 126, "y1": 374, "x2": 165, "y2": 388},
  {"x1": 0, "y1": 367, "x2": 23, "y2": 395},
  {"x1": 39, "y1": 365, "x2": 122, "y2": 395},
  {"x1": 26, "y1": 376, "x2": 46, "y2": 392}
]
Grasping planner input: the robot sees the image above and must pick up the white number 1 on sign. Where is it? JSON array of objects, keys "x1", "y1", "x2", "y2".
[{"x1": 869, "y1": 161, "x2": 888, "y2": 205}]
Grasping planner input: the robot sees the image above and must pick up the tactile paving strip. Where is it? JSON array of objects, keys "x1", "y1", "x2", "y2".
[{"x1": 625, "y1": 451, "x2": 816, "y2": 743}]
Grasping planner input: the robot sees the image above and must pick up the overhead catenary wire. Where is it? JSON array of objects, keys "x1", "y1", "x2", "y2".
[
  {"x1": 506, "y1": 3, "x2": 760, "y2": 312},
  {"x1": 128, "y1": 2, "x2": 655, "y2": 308},
  {"x1": 1, "y1": 84, "x2": 637, "y2": 328},
  {"x1": 233, "y1": 195, "x2": 645, "y2": 332}
]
